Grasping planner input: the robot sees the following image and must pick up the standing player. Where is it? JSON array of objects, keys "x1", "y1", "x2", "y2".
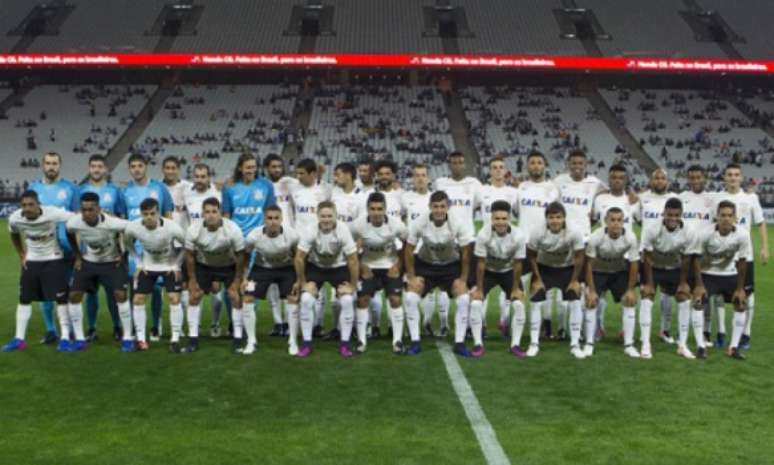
[
  {"x1": 30, "y1": 152, "x2": 79, "y2": 344},
  {"x1": 65, "y1": 192, "x2": 132, "y2": 351},
  {"x1": 584, "y1": 208, "x2": 640, "y2": 358},
  {"x1": 638, "y1": 168, "x2": 679, "y2": 344},
  {"x1": 162, "y1": 157, "x2": 193, "y2": 317},
  {"x1": 124, "y1": 198, "x2": 185, "y2": 352},
  {"x1": 294, "y1": 201, "x2": 359, "y2": 358},
  {"x1": 245, "y1": 205, "x2": 300, "y2": 355},
  {"x1": 551, "y1": 149, "x2": 606, "y2": 341},
  {"x1": 2, "y1": 191, "x2": 74, "y2": 352},
  {"x1": 691, "y1": 201, "x2": 751, "y2": 360},
  {"x1": 404, "y1": 191, "x2": 475, "y2": 356},
  {"x1": 352, "y1": 192, "x2": 408, "y2": 353},
  {"x1": 434, "y1": 151, "x2": 480, "y2": 231},
  {"x1": 712, "y1": 164, "x2": 768, "y2": 350},
  {"x1": 469, "y1": 200, "x2": 527, "y2": 358},
  {"x1": 79, "y1": 154, "x2": 126, "y2": 342},
  {"x1": 356, "y1": 159, "x2": 376, "y2": 193},
  {"x1": 121, "y1": 154, "x2": 174, "y2": 341},
  {"x1": 639, "y1": 198, "x2": 693, "y2": 359},
  {"x1": 476, "y1": 156, "x2": 519, "y2": 337},
  {"x1": 185, "y1": 197, "x2": 246, "y2": 354},
  {"x1": 263, "y1": 154, "x2": 299, "y2": 337},
  {"x1": 525, "y1": 202, "x2": 586, "y2": 358}
]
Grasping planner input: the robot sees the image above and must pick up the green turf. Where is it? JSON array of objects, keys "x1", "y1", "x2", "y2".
[{"x1": 0, "y1": 222, "x2": 771, "y2": 465}]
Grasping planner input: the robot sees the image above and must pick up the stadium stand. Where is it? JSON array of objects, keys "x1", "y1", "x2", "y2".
[{"x1": 701, "y1": 0, "x2": 774, "y2": 60}]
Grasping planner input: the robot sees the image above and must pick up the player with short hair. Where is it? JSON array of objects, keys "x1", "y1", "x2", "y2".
[
  {"x1": 245, "y1": 205, "x2": 301, "y2": 355},
  {"x1": 185, "y1": 197, "x2": 246, "y2": 354},
  {"x1": 526, "y1": 201, "x2": 586, "y2": 358},
  {"x1": 294, "y1": 201, "x2": 359, "y2": 358},
  {"x1": 584, "y1": 208, "x2": 640, "y2": 358},
  {"x1": 3, "y1": 191, "x2": 75, "y2": 352},
  {"x1": 352, "y1": 192, "x2": 408, "y2": 354},
  {"x1": 66, "y1": 192, "x2": 131, "y2": 351},
  {"x1": 469, "y1": 200, "x2": 527, "y2": 358},
  {"x1": 356, "y1": 159, "x2": 375, "y2": 193},
  {"x1": 404, "y1": 190, "x2": 475, "y2": 357},
  {"x1": 690, "y1": 200, "x2": 751, "y2": 360},
  {"x1": 639, "y1": 197, "x2": 694, "y2": 360},
  {"x1": 124, "y1": 198, "x2": 186, "y2": 352}
]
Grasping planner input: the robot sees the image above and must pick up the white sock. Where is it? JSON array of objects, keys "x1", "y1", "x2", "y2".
[
  {"x1": 187, "y1": 304, "x2": 201, "y2": 338},
  {"x1": 570, "y1": 301, "x2": 583, "y2": 346},
  {"x1": 454, "y1": 294, "x2": 470, "y2": 344},
  {"x1": 422, "y1": 293, "x2": 436, "y2": 326},
  {"x1": 242, "y1": 302, "x2": 256, "y2": 345},
  {"x1": 660, "y1": 294, "x2": 673, "y2": 332},
  {"x1": 169, "y1": 303, "x2": 183, "y2": 343},
  {"x1": 15, "y1": 304, "x2": 32, "y2": 340},
  {"x1": 314, "y1": 293, "x2": 325, "y2": 327},
  {"x1": 438, "y1": 291, "x2": 450, "y2": 329},
  {"x1": 705, "y1": 297, "x2": 714, "y2": 334},
  {"x1": 404, "y1": 291, "x2": 421, "y2": 342},
  {"x1": 529, "y1": 301, "x2": 542, "y2": 345},
  {"x1": 300, "y1": 292, "x2": 315, "y2": 342},
  {"x1": 268, "y1": 284, "x2": 283, "y2": 325},
  {"x1": 469, "y1": 298, "x2": 483, "y2": 346},
  {"x1": 623, "y1": 306, "x2": 636, "y2": 346},
  {"x1": 369, "y1": 292, "x2": 383, "y2": 329},
  {"x1": 558, "y1": 300, "x2": 568, "y2": 331},
  {"x1": 583, "y1": 307, "x2": 595, "y2": 345},
  {"x1": 390, "y1": 305, "x2": 404, "y2": 344},
  {"x1": 287, "y1": 302, "x2": 299, "y2": 345},
  {"x1": 211, "y1": 291, "x2": 223, "y2": 326},
  {"x1": 57, "y1": 304, "x2": 71, "y2": 341},
  {"x1": 118, "y1": 301, "x2": 132, "y2": 340},
  {"x1": 639, "y1": 298, "x2": 653, "y2": 345},
  {"x1": 338, "y1": 294, "x2": 354, "y2": 343},
  {"x1": 68, "y1": 302, "x2": 85, "y2": 341},
  {"x1": 691, "y1": 308, "x2": 705, "y2": 349},
  {"x1": 510, "y1": 301, "x2": 525, "y2": 347},
  {"x1": 717, "y1": 299, "x2": 726, "y2": 334},
  {"x1": 331, "y1": 298, "x2": 341, "y2": 331},
  {"x1": 730, "y1": 311, "x2": 746, "y2": 349},
  {"x1": 181, "y1": 290, "x2": 189, "y2": 310},
  {"x1": 744, "y1": 293, "x2": 754, "y2": 336},
  {"x1": 356, "y1": 307, "x2": 369, "y2": 346},
  {"x1": 232, "y1": 307, "x2": 243, "y2": 340},
  {"x1": 677, "y1": 300, "x2": 690, "y2": 347},
  {"x1": 133, "y1": 305, "x2": 147, "y2": 342},
  {"x1": 500, "y1": 298, "x2": 511, "y2": 326},
  {"x1": 596, "y1": 298, "x2": 607, "y2": 330}
]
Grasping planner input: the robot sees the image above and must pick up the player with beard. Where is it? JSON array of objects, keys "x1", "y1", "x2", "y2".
[{"x1": 356, "y1": 159, "x2": 376, "y2": 193}]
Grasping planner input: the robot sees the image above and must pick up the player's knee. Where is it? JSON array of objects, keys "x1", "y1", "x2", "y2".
[
  {"x1": 622, "y1": 294, "x2": 636, "y2": 307},
  {"x1": 452, "y1": 280, "x2": 468, "y2": 297},
  {"x1": 407, "y1": 277, "x2": 424, "y2": 294},
  {"x1": 302, "y1": 282, "x2": 318, "y2": 296},
  {"x1": 388, "y1": 295, "x2": 401, "y2": 308},
  {"x1": 189, "y1": 289, "x2": 204, "y2": 305},
  {"x1": 676, "y1": 292, "x2": 690, "y2": 303},
  {"x1": 69, "y1": 292, "x2": 83, "y2": 304},
  {"x1": 242, "y1": 294, "x2": 255, "y2": 304},
  {"x1": 113, "y1": 290, "x2": 128, "y2": 303},
  {"x1": 133, "y1": 294, "x2": 145, "y2": 306},
  {"x1": 359, "y1": 265, "x2": 373, "y2": 279},
  {"x1": 386, "y1": 268, "x2": 401, "y2": 279},
  {"x1": 564, "y1": 289, "x2": 579, "y2": 301},
  {"x1": 168, "y1": 294, "x2": 181, "y2": 305},
  {"x1": 287, "y1": 294, "x2": 299, "y2": 305},
  {"x1": 337, "y1": 282, "x2": 353, "y2": 296}
]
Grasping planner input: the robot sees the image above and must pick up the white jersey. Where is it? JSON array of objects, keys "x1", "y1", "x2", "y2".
[
  {"x1": 183, "y1": 184, "x2": 221, "y2": 224},
  {"x1": 712, "y1": 190, "x2": 763, "y2": 261},
  {"x1": 272, "y1": 176, "x2": 299, "y2": 229},
  {"x1": 585, "y1": 227, "x2": 640, "y2": 273},
  {"x1": 352, "y1": 216, "x2": 407, "y2": 269},
  {"x1": 184, "y1": 218, "x2": 245, "y2": 267},
  {"x1": 245, "y1": 225, "x2": 300, "y2": 269},
  {"x1": 9, "y1": 206, "x2": 74, "y2": 261},
  {"x1": 434, "y1": 176, "x2": 482, "y2": 228},
  {"x1": 678, "y1": 190, "x2": 714, "y2": 234},
  {"x1": 638, "y1": 190, "x2": 678, "y2": 233},
  {"x1": 355, "y1": 179, "x2": 375, "y2": 194},
  {"x1": 298, "y1": 221, "x2": 358, "y2": 268},
  {"x1": 476, "y1": 184, "x2": 519, "y2": 227},
  {"x1": 66, "y1": 213, "x2": 128, "y2": 263},
  {"x1": 553, "y1": 173, "x2": 606, "y2": 238},
  {"x1": 408, "y1": 214, "x2": 475, "y2": 265},
  {"x1": 165, "y1": 179, "x2": 193, "y2": 231},
  {"x1": 528, "y1": 226, "x2": 585, "y2": 268},
  {"x1": 514, "y1": 179, "x2": 560, "y2": 241},
  {"x1": 689, "y1": 227, "x2": 750, "y2": 276},
  {"x1": 640, "y1": 222, "x2": 692, "y2": 270},
  {"x1": 290, "y1": 182, "x2": 332, "y2": 231},
  {"x1": 474, "y1": 226, "x2": 527, "y2": 273},
  {"x1": 400, "y1": 190, "x2": 431, "y2": 230},
  {"x1": 331, "y1": 187, "x2": 365, "y2": 231},
  {"x1": 124, "y1": 218, "x2": 185, "y2": 272},
  {"x1": 592, "y1": 193, "x2": 637, "y2": 228}
]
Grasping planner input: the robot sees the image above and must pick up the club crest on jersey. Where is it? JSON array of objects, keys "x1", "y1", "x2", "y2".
[
  {"x1": 254, "y1": 190, "x2": 264, "y2": 201},
  {"x1": 57, "y1": 189, "x2": 67, "y2": 200},
  {"x1": 103, "y1": 193, "x2": 112, "y2": 204},
  {"x1": 149, "y1": 191, "x2": 159, "y2": 200}
]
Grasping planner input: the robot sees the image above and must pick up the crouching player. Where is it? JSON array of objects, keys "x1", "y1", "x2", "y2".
[
  {"x1": 690, "y1": 200, "x2": 751, "y2": 360},
  {"x1": 526, "y1": 202, "x2": 585, "y2": 358},
  {"x1": 124, "y1": 198, "x2": 186, "y2": 352},
  {"x1": 468, "y1": 200, "x2": 527, "y2": 359},
  {"x1": 294, "y1": 201, "x2": 359, "y2": 358},
  {"x1": 584, "y1": 207, "x2": 640, "y2": 358},
  {"x1": 3, "y1": 191, "x2": 74, "y2": 351},
  {"x1": 185, "y1": 197, "x2": 246, "y2": 354},
  {"x1": 244, "y1": 205, "x2": 300, "y2": 355},
  {"x1": 352, "y1": 192, "x2": 407, "y2": 354},
  {"x1": 66, "y1": 192, "x2": 132, "y2": 351}
]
